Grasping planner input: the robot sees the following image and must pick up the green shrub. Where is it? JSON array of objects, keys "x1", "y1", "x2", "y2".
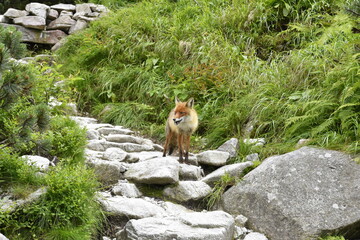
[
  {"x1": 2, "y1": 165, "x2": 102, "y2": 239},
  {"x1": 0, "y1": 148, "x2": 41, "y2": 187}
]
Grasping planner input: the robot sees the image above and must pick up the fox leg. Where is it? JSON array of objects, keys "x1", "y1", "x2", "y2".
[
  {"x1": 184, "y1": 134, "x2": 191, "y2": 163},
  {"x1": 163, "y1": 131, "x2": 173, "y2": 157},
  {"x1": 178, "y1": 134, "x2": 184, "y2": 162}
]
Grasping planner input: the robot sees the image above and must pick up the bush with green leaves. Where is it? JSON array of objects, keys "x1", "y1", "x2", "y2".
[{"x1": 1, "y1": 165, "x2": 103, "y2": 240}]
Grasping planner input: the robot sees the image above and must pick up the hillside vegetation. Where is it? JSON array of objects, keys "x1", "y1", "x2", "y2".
[
  {"x1": 0, "y1": 26, "x2": 102, "y2": 239},
  {"x1": 57, "y1": 0, "x2": 360, "y2": 160}
]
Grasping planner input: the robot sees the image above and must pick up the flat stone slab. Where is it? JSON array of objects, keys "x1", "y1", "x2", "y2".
[
  {"x1": 202, "y1": 161, "x2": 253, "y2": 187},
  {"x1": 196, "y1": 150, "x2": 230, "y2": 167},
  {"x1": 99, "y1": 195, "x2": 166, "y2": 219},
  {"x1": 124, "y1": 157, "x2": 179, "y2": 185},
  {"x1": 120, "y1": 211, "x2": 235, "y2": 240},
  {"x1": 163, "y1": 181, "x2": 211, "y2": 203}
]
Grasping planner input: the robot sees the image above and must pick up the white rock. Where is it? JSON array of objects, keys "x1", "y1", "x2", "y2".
[
  {"x1": 13, "y1": 16, "x2": 46, "y2": 30},
  {"x1": 179, "y1": 164, "x2": 203, "y2": 180},
  {"x1": 120, "y1": 211, "x2": 235, "y2": 240},
  {"x1": 99, "y1": 195, "x2": 166, "y2": 219},
  {"x1": 51, "y1": 4, "x2": 76, "y2": 11},
  {"x1": 98, "y1": 127, "x2": 134, "y2": 135},
  {"x1": 4, "y1": 8, "x2": 28, "y2": 19},
  {"x1": 69, "y1": 19, "x2": 88, "y2": 34},
  {"x1": 103, "y1": 147, "x2": 128, "y2": 162},
  {"x1": 22, "y1": 155, "x2": 50, "y2": 171},
  {"x1": 47, "y1": 9, "x2": 59, "y2": 20},
  {"x1": 25, "y1": 3, "x2": 50, "y2": 19},
  {"x1": 163, "y1": 181, "x2": 212, "y2": 202},
  {"x1": 196, "y1": 150, "x2": 230, "y2": 166},
  {"x1": 47, "y1": 15, "x2": 76, "y2": 31},
  {"x1": 0, "y1": 15, "x2": 9, "y2": 23},
  {"x1": 245, "y1": 153, "x2": 259, "y2": 162},
  {"x1": 127, "y1": 151, "x2": 162, "y2": 162},
  {"x1": 87, "y1": 158, "x2": 125, "y2": 184},
  {"x1": 243, "y1": 138, "x2": 266, "y2": 146},
  {"x1": 59, "y1": 10, "x2": 74, "y2": 17},
  {"x1": 217, "y1": 138, "x2": 239, "y2": 158},
  {"x1": 112, "y1": 181, "x2": 142, "y2": 198},
  {"x1": 124, "y1": 157, "x2": 179, "y2": 184},
  {"x1": 243, "y1": 232, "x2": 268, "y2": 240},
  {"x1": 201, "y1": 161, "x2": 253, "y2": 186}
]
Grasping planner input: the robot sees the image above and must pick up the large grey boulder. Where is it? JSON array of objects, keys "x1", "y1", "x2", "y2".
[
  {"x1": 221, "y1": 147, "x2": 360, "y2": 240},
  {"x1": 124, "y1": 157, "x2": 179, "y2": 184},
  {"x1": 201, "y1": 161, "x2": 253, "y2": 187},
  {"x1": 119, "y1": 211, "x2": 235, "y2": 240},
  {"x1": 25, "y1": 3, "x2": 50, "y2": 19},
  {"x1": 69, "y1": 19, "x2": 88, "y2": 34},
  {"x1": 13, "y1": 16, "x2": 46, "y2": 30},
  {"x1": 217, "y1": 138, "x2": 239, "y2": 158},
  {"x1": 163, "y1": 181, "x2": 211, "y2": 203},
  {"x1": 179, "y1": 164, "x2": 203, "y2": 180},
  {"x1": 196, "y1": 150, "x2": 230, "y2": 167},
  {"x1": 4, "y1": 8, "x2": 28, "y2": 19}
]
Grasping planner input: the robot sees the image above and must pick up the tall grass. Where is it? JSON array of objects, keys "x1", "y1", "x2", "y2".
[{"x1": 57, "y1": 0, "x2": 359, "y2": 156}]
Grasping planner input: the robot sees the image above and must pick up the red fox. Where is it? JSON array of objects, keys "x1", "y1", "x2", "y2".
[{"x1": 163, "y1": 97, "x2": 198, "y2": 163}]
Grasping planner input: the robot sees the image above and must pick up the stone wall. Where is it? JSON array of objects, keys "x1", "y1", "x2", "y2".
[{"x1": 0, "y1": 3, "x2": 108, "y2": 50}]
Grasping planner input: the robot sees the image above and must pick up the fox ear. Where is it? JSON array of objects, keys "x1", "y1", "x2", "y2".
[
  {"x1": 175, "y1": 96, "x2": 181, "y2": 104},
  {"x1": 186, "y1": 98, "x2": 194, "y2": 108}
]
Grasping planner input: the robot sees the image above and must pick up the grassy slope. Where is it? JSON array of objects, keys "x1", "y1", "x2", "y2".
[{"x1": 57, "y1": 0, "x2": 359, "y2": 160}]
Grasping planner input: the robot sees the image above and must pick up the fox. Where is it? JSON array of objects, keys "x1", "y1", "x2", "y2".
[{"x1": 163, "y1": 97, "x2": 198, "y2": 163}]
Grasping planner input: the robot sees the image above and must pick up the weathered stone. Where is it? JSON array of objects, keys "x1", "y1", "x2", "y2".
[
  {"x1": 25, "y1": 3, "x2": 50, "y2": 19},
  {"x1": 51, "y1": 4, "x2": 76, "y2": 11},
  {"x1": 217, "y1": 138, "x2": 239, "y2": 158},
  {"x1": 69, "y1": 19, "x2": 88, "y2": 34},
  {"x1": 127, "y1": 151, "x2": 162, "y2": 162},
  {"x1": 0, "y1": 233, "x2": 9, "y2": 240},
  {"x1": 22, "y1": 155, "x2": 50, "y2": 171},
  {"x1": 59, "y1": 10, "x2": 73, "y2": 17},
  {"x1": 235, "y1": 215, "x2": 248, "y2": 227},
  {"x1": 0, "y1": 23, "x2": 67, "y2": 45},
  {"x1": 221, "y1": 147, "x2": 360, "y2": 240},
  {"x1": 161, "y1": 201, "x2": 194, "y2": 216},
  {"x1": 245, "y1": 153, "x2": 259, "y2": 162},
  {"x1": 13, "y1": 16, "x2": 46, "y2": 30},
  {"x1": 124, "y1": 157, "x2": 179, "y2": 185},
  {"x1": 0, "y1": 15, "x2": 9, "y2": 23},
  {"x1": 163, "y1": 181, "x2": 211, "y2": 202},
  {"x1": 48, "y1": 15, "x2": 76, "y2": 31},
  {"x1": 112, "y1": 181, "x2": 142, "y2": 198},
  {"x1": 47, "y1": 9, "x2": 59, "y2": 20},
  {"x1": 87, "y1": 158, "x2": 124, "y2": 184},
  {"x1": 120, "y1": 211, "x2": 234, "y2": 240},
  {"x1": 179, "y1": 164, "x2": 203, "y2": 180},
  {"x1": 70, "y1": 116, "x2": 97, "y2": 126},
  {"x1": 243, "y1": 232, "x2": 268, "y2": 240},
  {"x1": 87, "y1": 140, "x2": 141, "y2": 152},
  {"x1": 76, "y1": 3, "x2": 93, "y2": 14},
  {"x1": 99, "y1": 195, "x2": 166, "y2": 219},
  {"x1": 1, "y1": 188, "x2": 47, "y2": 213},
  {"x1": 196, "y1": 150, "x2": 230, "y2": 167},
  {"x1": 103, "y1": 147, "x2": 128, "y2": 162},
  {"x1": 86, "y1": 129, "x2": 100, "y2": 140},
  {"x1": 201, "y1": 161, "x2": 253, "y2": 187},
  {"x1": 4, "y1": 8, "x2": 28, "y2": 19},
  {"x1": 105, "y1": 134, "x2": 143, "y2": 144},
  {"x1": 91, "y1": 4, "x2": 109, "y2": 13},
  {"x1": 243, "y1": 138, "x2": 266, "y2": 146},
  {"x1": 98, "y1": 127, "x2": 134, "y2": 135}
]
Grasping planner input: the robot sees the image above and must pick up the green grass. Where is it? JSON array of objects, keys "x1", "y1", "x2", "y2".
[{"x1": 56, "y1": 0, "x2": 359, "y2": 157}]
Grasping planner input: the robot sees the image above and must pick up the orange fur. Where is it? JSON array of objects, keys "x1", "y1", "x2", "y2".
[{"x1": 163, "y1": 97, "x2": 198, "y2": 163}]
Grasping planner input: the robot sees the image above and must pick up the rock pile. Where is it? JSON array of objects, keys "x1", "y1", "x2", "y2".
[{"x1": 0, "y1": 3, "x2": 108, "y2": 49}]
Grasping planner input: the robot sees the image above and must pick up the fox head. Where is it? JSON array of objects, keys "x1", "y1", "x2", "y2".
[{"x1": 173, "y1": 97, "x2": 195, "y2": 125}]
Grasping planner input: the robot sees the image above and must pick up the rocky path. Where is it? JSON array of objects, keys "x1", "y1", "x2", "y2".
[{"x1": 71, "y1": 116, "x2": 262, "y2": 240}]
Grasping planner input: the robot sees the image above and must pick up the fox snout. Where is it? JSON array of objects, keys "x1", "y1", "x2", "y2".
[{"x1": 173, "y1": 118, "x2": 183, "y2": 125}]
